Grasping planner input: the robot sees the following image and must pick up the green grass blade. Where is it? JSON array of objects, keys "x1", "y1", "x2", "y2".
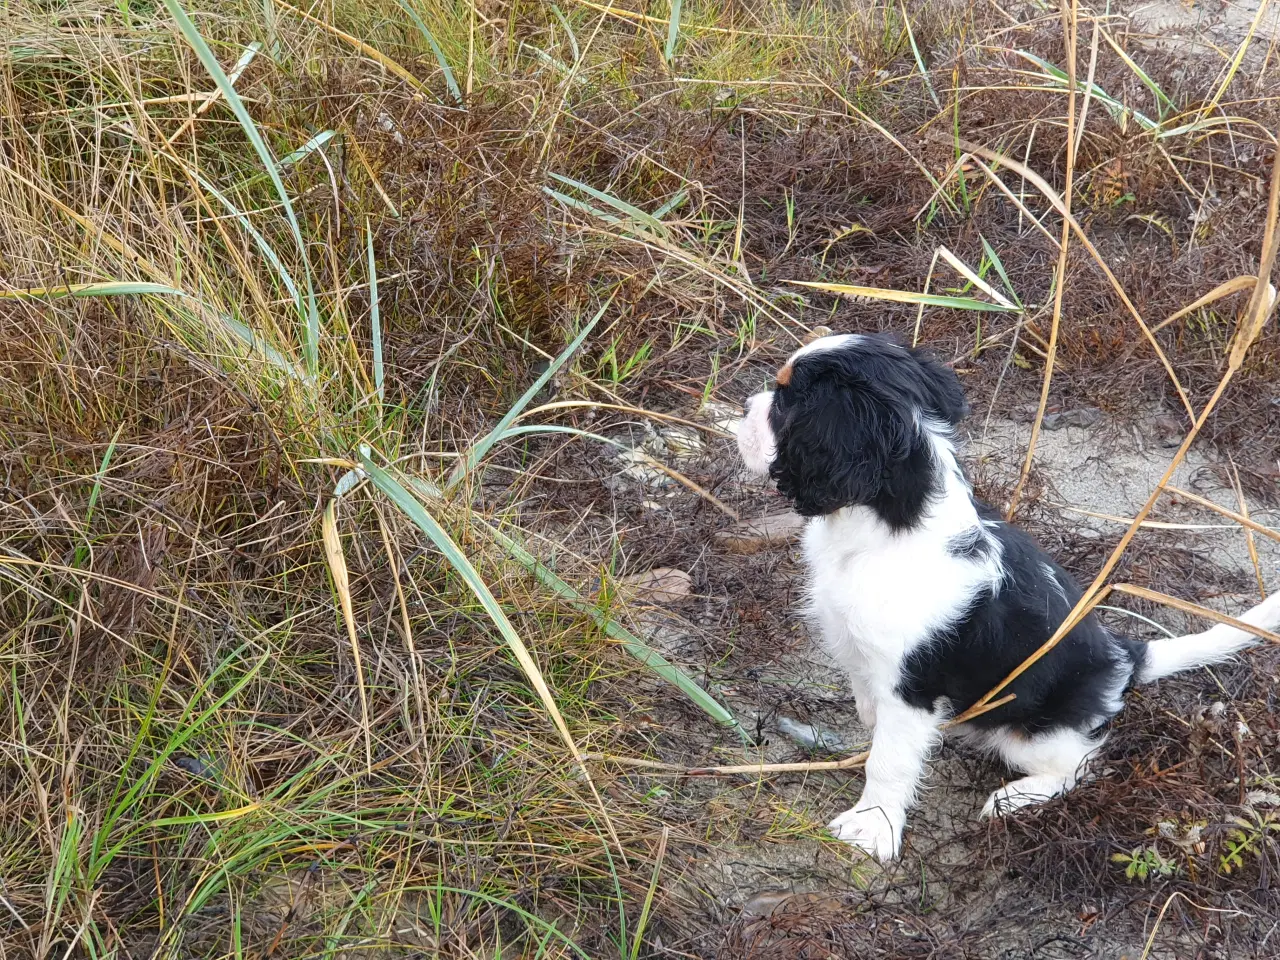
[
  {"x1": 937, "y1": 245, "x2": 1015, "y2": 308},
  {"x1": 275, "y1": 128, "x2": 336, "y2": 170},
  {"x1": 162, "y1": 0, "x2": 321, "y2": 377},
  {"x1": 358, "y1": 451, "x2": 587, "y2": 762},
  {"x1": 74, "y1": 423, "x2": 125, "y2": 568},
  {"x1": 664, "y1": 0, "x2": 683, "y2": 63},
  {"x1": 192, "y1": 172, "x2": 303, "y2": 311},
  {"x1": 652, "y1": 189, "x2": 688, "y2": 219},
  {"x1": 786, "y1": 279, "x2": 1020, "y2": 312},
  {"x1": 393, "y1": 0, "x2": 463, "y2": 104},
  {"x1": 366, "y1": 220, "x2": 384, "y2": 404},
  {"x1": 979, "y1": 235, "x2": 1023, "y2": 309},
  {"x1": 521, "y1": 41, "x2": 576, "y2": 80},
  {"x1": 0, "y1": 281, "x2": 183, "y2": 299},
  {"x1": 84, "y1": 424, "x2": 124, "y2": 525},
  {"x1": 548, "y1": 173, "x2": 667, "y2": 237},
  {"x1": 900, "y1": 2, "x2": 940, "y2": 110},
  {"x1": 226, "y1": 40, "x2": 262, "y2": 84},
  {"x1": 1015, "y1": 50, "x2": 1157, "y2": 130},
  {"x1": 478, "y1": 519, "x2": 751, "y2": 744},
  {"x1": 1098, "y1": 29, "x2": 1175, "y2": 119},
  {"x1": 219, "y1": 315, "x2": 306, "y2": 377},
  {"x1": 447, "y1": 297, "x2": 609, "y2": 491},
  {"x1": 628, "y1": 827, "x2": 667, "y2": 960},
  {"x1": 551, "y1": 4, "x2": 580, "y2": 62},
  {"x1": 0, "y1": 282, "x2": 304, "y2": 377},
  {"x1": 544, "y1": 186, "x2": 623, "y2": 225},
  {"x1": 92, "y1": 646, "x2": 268, "y2": 876}
]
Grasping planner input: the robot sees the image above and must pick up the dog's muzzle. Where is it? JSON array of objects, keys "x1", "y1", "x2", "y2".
[{"x1": 737, "y1": 391, "x2": 776, "y2": 476}]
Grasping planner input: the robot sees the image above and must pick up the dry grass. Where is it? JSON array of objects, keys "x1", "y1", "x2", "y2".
[{"x1": 2, "y1": 0, "x2": 1279, "y2": 956}]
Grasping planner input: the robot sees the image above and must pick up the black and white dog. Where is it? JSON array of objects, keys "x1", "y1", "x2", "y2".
[{"x1": 737, "y1": 332, "x2": 1280, "y2": 861}]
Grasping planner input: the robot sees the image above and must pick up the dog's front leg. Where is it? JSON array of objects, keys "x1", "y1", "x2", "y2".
[
  {"x1": 828, "y1": 698, "x2": 941, "y2": 861},
  {"x1": 845, "y1": 673, "x2": 876, "y2": 730}
]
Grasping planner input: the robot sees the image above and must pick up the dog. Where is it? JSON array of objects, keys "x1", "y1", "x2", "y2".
[{"x1": 736, "y1": 332, "x2": 1280, "y2": 861}]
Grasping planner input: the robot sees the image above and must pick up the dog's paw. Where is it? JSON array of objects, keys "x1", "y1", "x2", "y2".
[
  {"x1": 828, "y1": 805, "x2": 902, "y2": 861},
  {"x1": 980, "y1": 775, "x2": 1068, "y2": 818},
  {"x1": 854, "y1": 696, "x2": 877, "y2": 730}
]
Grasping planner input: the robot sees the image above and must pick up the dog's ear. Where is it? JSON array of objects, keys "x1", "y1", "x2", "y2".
[
  {"x1": 910, "y1": 349, "x2": 969, "y2": 426},
  {"x1": 770, "y1": 383, "x2": 926, "y2": 521}
]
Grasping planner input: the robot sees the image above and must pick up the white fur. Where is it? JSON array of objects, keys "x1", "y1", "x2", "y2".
[
  {"x1": 828, "y1": 699, "x2": 943, "y2": 859},
  {"x1": 798, "y1": 429, "x2": 1002, "y2": 859},
  {"x1": 801, "y1": 433, "x2": 1002, "y2": 713},
  {"x1": 738, "y1": 391, "x2": 776, "y2": 477},
  {"x1": 787, "y1": 332, "x2": 866, "y2": 363},
  {"x1": 1041, "y1": 562, "x2": 1068, "y2": 604},
  {"x1": 1135, "y1": 591, "x2": 1280, "y2": 682},
  {"x1": 742, "y1": 356, "x2": 1005, "y2": 859},
  {"x1": 977, "y1": 727, "x2": 1099, "y2": 817}
]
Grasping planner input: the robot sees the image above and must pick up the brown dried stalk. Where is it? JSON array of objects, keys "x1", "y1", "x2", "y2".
[
  {"x1": 958, "y1": 139, "x2": 1194, "y2": 418},
  {"x1": 1165, "y1": 485, "x2": 1280, "y2": 545},
  {"x1": 1110, "y1": 584, "x2": 1280, "y2": 644},
  {"x1": 1006, "y1": 0, "x2": 1079, "y2": 520}
]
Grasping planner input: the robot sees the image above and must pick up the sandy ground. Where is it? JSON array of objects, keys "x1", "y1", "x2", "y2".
[
  {"x1": 1128, "y1": 0, "x2": 1280, "y2": 52},
  {"x1": 969, "y1": 410, "x2": 1280, "y2": 596}
]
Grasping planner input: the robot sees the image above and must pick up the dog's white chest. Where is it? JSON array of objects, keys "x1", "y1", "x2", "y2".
[{"x1": 801, "y1": 507, "x2": 994, "y2": 681}]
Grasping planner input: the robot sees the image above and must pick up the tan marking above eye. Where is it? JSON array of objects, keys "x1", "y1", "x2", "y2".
[{"x1": 776, "y1": 362, "x2": 794, "y2": 386}]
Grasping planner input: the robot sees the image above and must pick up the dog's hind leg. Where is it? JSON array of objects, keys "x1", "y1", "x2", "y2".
[{"x1": 980, "y1": 727, "x2": 1101, "y2": 818}]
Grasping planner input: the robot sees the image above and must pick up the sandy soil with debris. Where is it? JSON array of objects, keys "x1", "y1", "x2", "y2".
[{"x1": 1129, "y1": 0, "x2": 1280, "y2": 56}]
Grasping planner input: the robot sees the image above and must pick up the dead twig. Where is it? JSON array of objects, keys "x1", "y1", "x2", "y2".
[
  {"x1": 957, "y1": 138, "x2": 1195, "y2": 419},
  {"x1": 1006, "y1": 0, "x2": 1079, "y2": 520},
  {"x1": 1148, "y1": 276, "x2": 1260, "y2": 333},
  {"x1": 587, "y1": 751, "x2": 870, "y2": 776},
  {"x1": 1228, "y1": 464, "x2": 1267, "y2": 599},
  {"x1": 1111, "y1": 584, "x2": 1280, "y2": 644},
  {"x1": 1165, "y1": 485, "x2": 1280, "y2": 545},
  {"x1": 685, "y1": 752, "x2": 870, "y2": 776}
]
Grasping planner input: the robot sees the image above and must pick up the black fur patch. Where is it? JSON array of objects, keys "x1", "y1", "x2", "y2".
[
  {"x1": 896, "y1": 503, "x2": 1147, "y2": 734},
  {"x1": 766, "y1": 335, "x2": 968, "y2": 528}
]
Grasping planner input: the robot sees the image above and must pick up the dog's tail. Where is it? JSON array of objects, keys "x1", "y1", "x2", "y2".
[{"x1": 1135, "y1": 592, "x2": 1280, "y2": 683}]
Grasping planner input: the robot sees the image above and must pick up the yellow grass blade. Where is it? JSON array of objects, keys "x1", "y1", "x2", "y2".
[
  {"x1": 785, "y1": 279, "x2": 1019, "y2": 312},
  {"x1": 273, "y1": 0, "x2": 429, "y2": 94},
  {"x1": 322, "y1": 500, "x2": 373, "y2": 772},
  {"x1": 1149, "y1": 276, "x2": 1259, "y2": 333}
]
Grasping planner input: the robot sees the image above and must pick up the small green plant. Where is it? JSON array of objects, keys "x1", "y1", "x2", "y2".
[
  {"x1": 1218, "y1": 809, "x2": 1280, "y2": 875},
  {"x1": 732, "y1": 309, "x2": 758, "y2": 353},
  {"x1": 702, "y1": 352, "x2": 721, "y2": 406},
  {"x1": 596, "y1": 336, "x2": 653, "y2": 383},
  {"x1": 1111, "y1": 845, "x2": 1177, "y2": 882}
]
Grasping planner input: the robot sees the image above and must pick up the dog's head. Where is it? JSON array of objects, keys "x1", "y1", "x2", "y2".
[{"x1": 737, "y1": 333, "x2": 968, "y2": 528}]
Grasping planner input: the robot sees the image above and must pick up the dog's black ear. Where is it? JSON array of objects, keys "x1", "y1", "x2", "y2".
[
  {"x1": 910, "y1": 348, "x2": 969, "y2": 426},
  {"x1": 769, "y1": 383, "x2": 933, "y2": 526}
]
